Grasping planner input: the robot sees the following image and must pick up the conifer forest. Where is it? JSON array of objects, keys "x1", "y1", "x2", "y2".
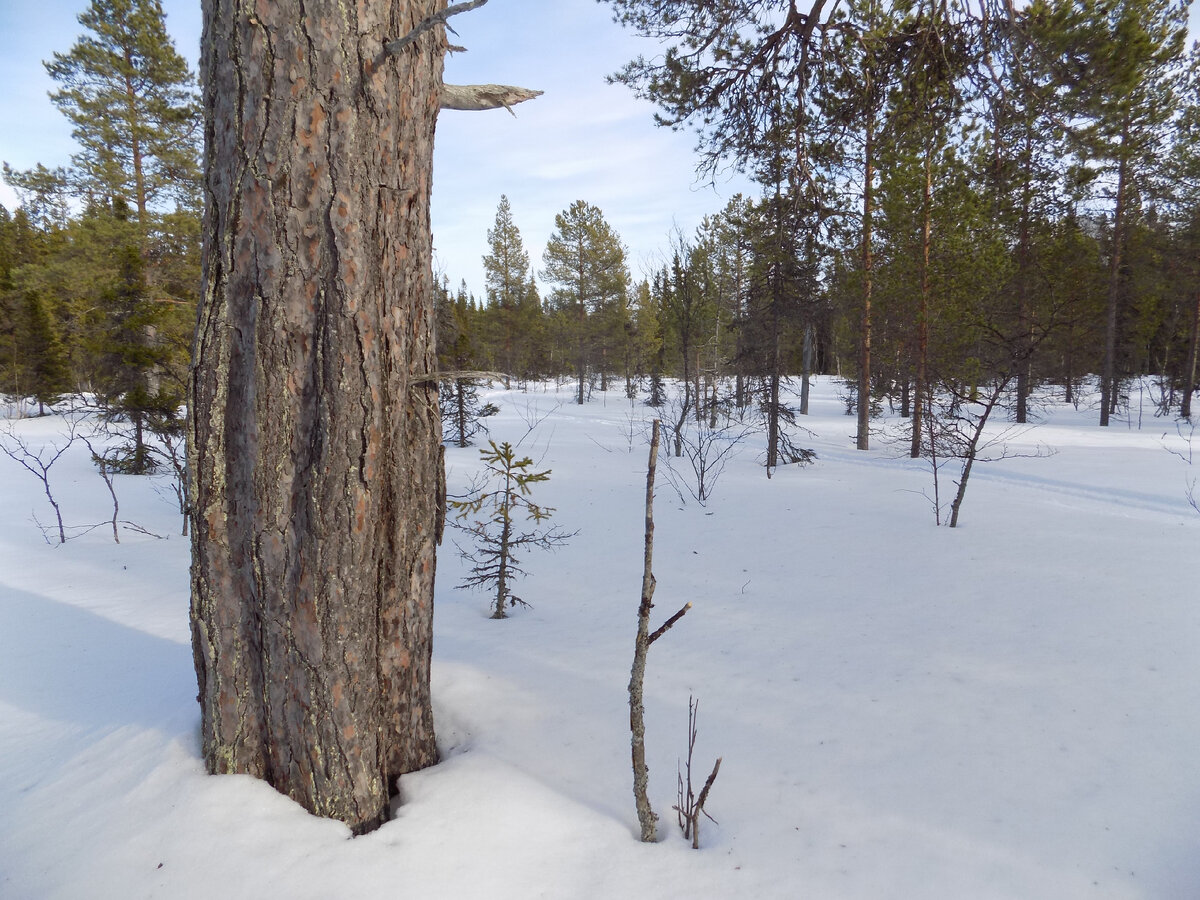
[
  {"x1": 4, "y1": 0, "x2": 1200, "y2": 894},
  {"x1": 3, "y1": 0, "x2": 1199, "y2": 447}
]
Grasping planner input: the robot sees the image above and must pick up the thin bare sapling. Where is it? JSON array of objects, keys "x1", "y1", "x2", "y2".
[
  {"x1": 1163, "y1": 420, "x2": 1200, "y2": 514},
  {"x1": 674, "y1": 695, "x2": 721, "y2": 849},
  {"x1": 448, "y1": 440, "x2": 574, "y2": 618},
  {"x1": 80, "y1": 432, "x2": 121, "y2": 543},
  {"x1": 663, "y1": 393, "x2": 756, "y2": 505},
  {"x1": 0, "y1": 418, "x2": 79, "y2": 544},
  {"x1": 922, "y1": 375, "x2": 1052, "y2": 527},
  {"x1": 630, "y1": 419, "x2": 693, "y2": 842}
]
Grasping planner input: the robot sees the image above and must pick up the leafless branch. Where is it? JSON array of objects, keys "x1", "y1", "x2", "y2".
[
  {"x1": 648, "y1": 602, "x2": 692, "y2": 646},
  {"x1": 673, "y1": 696, "x2": 722, "y2": 849},
  {"x1": 385, "y1": 0, "x2": 490, "y2": 55}
]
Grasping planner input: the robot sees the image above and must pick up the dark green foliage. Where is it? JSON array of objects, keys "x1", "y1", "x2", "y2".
[
  {"x1": 482, "y1": 195, "x2": 543, "y2": 383},
  {"x1": 18, "y1": 292, "x2": 72, "y2": 414},
  {"x1": 1, "y1": 0, "x2": 199, "y2": 437},
  {"x1": 541, "y1": 201, "x2": 631, "y2": 403},
  {"x1": 90, "y1": 235, "x2": 182, "y2": 473},
  {"x1": 601, "y1": 0, "x2": 1198, "y2": 430}
]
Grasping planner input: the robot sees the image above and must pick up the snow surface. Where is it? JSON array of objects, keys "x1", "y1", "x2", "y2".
[{"x1": 2, "y1": 379, "x2": 1199, "y2": 899}]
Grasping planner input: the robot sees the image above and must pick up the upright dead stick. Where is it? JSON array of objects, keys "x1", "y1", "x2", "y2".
[{"x1": 630, "y1": 419, "x2": 660, "y2": 841}]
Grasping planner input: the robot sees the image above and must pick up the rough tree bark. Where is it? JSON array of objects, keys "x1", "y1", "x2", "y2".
[{"x1": 188, "y1": 0, "x2": 448, "y2": 835}]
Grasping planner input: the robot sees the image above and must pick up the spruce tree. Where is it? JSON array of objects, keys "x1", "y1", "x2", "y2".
[
  {"x1": 19, "y1": 291, "x2": 72, "y2": 415},
  {"x1": 448, "y1": 441, "x2": 573, "y2": 619},
  {"x1": 92, "y1": 220, "x2": 179, "y2": 473},
  {"x1": 482, "y1": 195, "x2": 539, "y2": 385}
]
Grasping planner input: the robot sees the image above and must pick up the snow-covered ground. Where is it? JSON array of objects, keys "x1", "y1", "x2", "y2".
[{"x1": 2, "y1": 378, "x2": 1198, "y2": 899}]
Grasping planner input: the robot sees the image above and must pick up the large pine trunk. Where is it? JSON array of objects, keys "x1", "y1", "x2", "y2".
[{"x1": 188, "y1": 0, "x2": 444, "y2": 834}]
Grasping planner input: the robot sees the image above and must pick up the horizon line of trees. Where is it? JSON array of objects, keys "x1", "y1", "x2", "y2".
[{"x1": 5, "y1": 0, "x2": 1200, "y2": 462}]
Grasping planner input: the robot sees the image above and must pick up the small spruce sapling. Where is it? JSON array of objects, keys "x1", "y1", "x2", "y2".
[{"x1": 448, "y1": 440, "x2": 575, "y2": 618}]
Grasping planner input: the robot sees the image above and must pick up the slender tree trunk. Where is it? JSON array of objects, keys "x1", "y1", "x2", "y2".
[
  {"x1": 676, "y1": 316, "x2": 692, "y2": 457},
  {"x1": 189, "y1": 0, "x2": 443, "y2": 835},
  {"x1": 1182, "y1": 293, "x2": 1200, "y2": 420},
  {"x1": 576, "y1": 303, "x2": 586, "y2": 405},
  {"x1": 1063, "y1": 319, "x2": 1076, "y2": 405},
  {"x1": 456, "y1": 380, "x2": 468, "y2": 447},
  {"x1": 122, "y1": 54, "x2": 148, "y2": 228},
  {"x1": 857, "y1": 112, "x2": 874, "y2": 451},
  {"x1": 909, "y1": 150, "x2": 932, "y2": 459},
  {"x1": 494, "y1": 494, "x2": 511, "y2": 619},
  {"x1": 948, "y1": 378, "x2": 1011, "y2": 528},
  {"x1": 767, "y1": 281, "x2": 781, "y2": 472},
  {"x1": 800, "y1": 323, "x2": 813, "y2": 416},
  {"x1": 133, "y1": 411, "x2": 149, "y2": 474},
  {"x1": 1100, "y1": 120, "x2": 1131, "y2": 427},
  {"x1": 1014, "y1": 127, "x2": 1034, "y2": 425},
  {"x1": 576, "y1": 251, "x2": 586, "y2": 404}
]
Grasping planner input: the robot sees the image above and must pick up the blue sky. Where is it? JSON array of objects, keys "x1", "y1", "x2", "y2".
[{"x1": 0, "y1": 0, "x2": 751, "y2": 297}]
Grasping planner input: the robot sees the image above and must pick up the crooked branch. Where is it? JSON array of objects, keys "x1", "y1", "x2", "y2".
[{"x1": 386, "y1": 0, "x2": 490, "y2": 55}]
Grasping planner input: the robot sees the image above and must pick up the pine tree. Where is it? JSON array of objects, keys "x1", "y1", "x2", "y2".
[
  {"x1": 629, "y1": 278, "x2": 664, "y2": 403},
  {"x1": 1166, "y1": 42, "x2": 1200, "y2": 418},
  {"x1": 697, "y1": 197, "x2": 753, "y2": 409},
  {"x1": 186, "y1": 0, "x2": 519, "y2": 833},
  {"x1": 541, "y1": 201, "x2": 630, "y2": 404},
  {"x1": 3, "y1": 0, "x2": 202, "y2": 412},
  {"x1": 1036, "y1": 0, "x2": 1188, "y2": 424},
  {"x1": 725, "y1": 159, "x2": 822, "y2": 472},
  {"x1": 44, "y1": 0, "x2": 201, "y2": 225}
]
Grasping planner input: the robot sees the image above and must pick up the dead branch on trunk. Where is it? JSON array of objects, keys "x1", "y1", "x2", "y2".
[
  {"x1": 384, "y1": 1, "x2": 541, "y2": 117},
  {"x1": 385, "y1": 0, "x2": 490, "y2": 55},
  {"x1": 440, "y1": 84, "x2": 543, "y2": 115},
  {"x1": 648, "y1": 602, "x2": 692, "y2": 646}
]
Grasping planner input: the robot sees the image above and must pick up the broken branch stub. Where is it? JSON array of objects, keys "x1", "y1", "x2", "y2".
[
  {"x1": 440, "y1": 84, "x2": 543, "y2": 115},
  {"x1": 385, "y1": 0, "x2": 491, "y2": 55}
]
